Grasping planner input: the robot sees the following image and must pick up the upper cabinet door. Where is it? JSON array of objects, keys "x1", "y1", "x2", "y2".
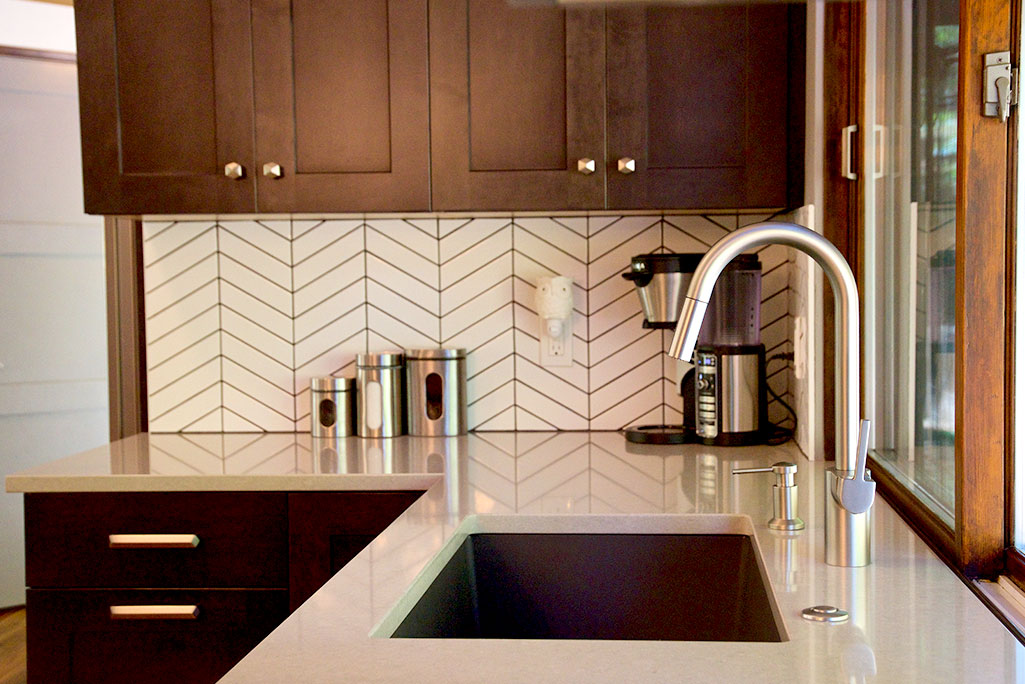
[
  {"x1": 75, "y1": 0, "x2": 256, "y2": 214},
  {"x1": 606, "y1": 4, "x2": 794, "y2": 210},
  {"x1": 252, "y1": 0, "x2": 430, "y2": 213},
  {"x1": 429, "y1": 0, "x2": 605, "y2": 211}
]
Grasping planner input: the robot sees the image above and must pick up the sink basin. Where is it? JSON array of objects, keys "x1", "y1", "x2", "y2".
[{"x1": 377, "y1": 515, "x2": 785, "y2": 642}]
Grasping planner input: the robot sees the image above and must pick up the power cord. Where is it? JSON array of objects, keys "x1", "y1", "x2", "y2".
[{"x1": 765, "y1": 351, "x2": 797, "y2": 445}]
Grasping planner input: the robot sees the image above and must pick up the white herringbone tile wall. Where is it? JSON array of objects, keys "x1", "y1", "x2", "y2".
[{"x1": 143, "y1": 213, "x2": 797, "y2": 432}]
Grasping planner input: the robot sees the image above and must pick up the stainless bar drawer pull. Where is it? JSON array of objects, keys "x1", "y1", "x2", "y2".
[
  {"x1": 108, "y1": 534, "x2": 200, "y2": 549},
  {"x1": 110, "y1": 605, "x2": 200, "y2": 620}
]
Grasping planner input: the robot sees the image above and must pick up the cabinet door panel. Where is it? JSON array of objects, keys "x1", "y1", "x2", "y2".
[
  {"x1": 607, "y1": 4, "x2": 793, "y2": 210},
  {"x1": 253, "y1": 0, "x2": 430, "y2": 212},
  {"x1": 27, "y1": 588, "x2": 288, "y2": 684},
  {"x1": 75, "y1": 0, "x2": 255, "y2": 214},
  {"x1": 468, "y1": 3, "x2": 567, "y2": 172},
  {"x1": 288, "y1": 491, "x2": 422, "y2": 611},
  {"x1": 430, "y1": 0, "x2": 604, "y2": 210}
]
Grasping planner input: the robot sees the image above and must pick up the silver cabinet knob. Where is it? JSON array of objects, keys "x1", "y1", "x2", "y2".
[
  {"x1": 577, "y1": 158, "x2": 596, "y2": 175},
  {"x1": 263, "y1": 162, "x2": 283, "y2": 179},
  {"x1": 224, "y1": 162, "x2": 245, "y2": 180},
  {"x1": 617, "y1": 157, "x2": 636, "y2": 174}
]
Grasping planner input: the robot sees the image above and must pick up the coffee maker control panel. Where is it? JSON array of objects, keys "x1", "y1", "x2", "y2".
[{"x1": 695, "y1": 351, "x2": 718, "y2": 439}]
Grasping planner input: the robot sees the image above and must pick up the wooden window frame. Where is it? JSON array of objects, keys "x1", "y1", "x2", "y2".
[{"x1": 831, "y1": 0, "x2": 1016, "y2": 580}]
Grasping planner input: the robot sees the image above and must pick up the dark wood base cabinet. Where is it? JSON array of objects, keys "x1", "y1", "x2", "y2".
[
  {"x1": 26, "y1": 589, "x2": 289, "y2": 684},
  {"x1": 23, "y1": 490, "x2": 422, "y2": 684}
]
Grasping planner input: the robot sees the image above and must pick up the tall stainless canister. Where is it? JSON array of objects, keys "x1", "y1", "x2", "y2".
[
  {"x1": 309, "y1": 377, "x2": 355, "y2": 438},
  {"x1": 405, "y1": 348, "x2": 467, "y2": 436},
  {"x1": 356, "y1": 352, "x2": 405, "y2": 438}
]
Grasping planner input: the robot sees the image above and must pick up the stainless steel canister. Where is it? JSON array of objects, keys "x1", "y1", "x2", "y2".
[
  {"x1": 356, "y1": 352, "x2": 405, "y2": 438},
  {"x1": 309, "y1": 377, "x2": 355, "y2": 438},
  {"x1": 405, "y1": 348, "x2": 467, "y2": 436}
]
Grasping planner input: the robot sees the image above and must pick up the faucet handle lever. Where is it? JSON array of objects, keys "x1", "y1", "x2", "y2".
[{"x1": 832, "y1": 419, "x2": 876, "y2": 515}]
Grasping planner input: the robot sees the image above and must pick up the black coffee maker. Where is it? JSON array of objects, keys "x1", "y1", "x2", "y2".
[{"x1": 623, "y1": 254, "x2": 767, "y2": 446}]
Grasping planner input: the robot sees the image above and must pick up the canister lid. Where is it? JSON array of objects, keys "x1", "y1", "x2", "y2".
[
  {"x1": 310, "y1": 376, "x2": 355, "y2": 392},
  {"x1": 356, "y1": 351, "x2": 404, "y2": 368},
  {"x1": 405, "y1": 348, "x2": 467, "y2": 360}
]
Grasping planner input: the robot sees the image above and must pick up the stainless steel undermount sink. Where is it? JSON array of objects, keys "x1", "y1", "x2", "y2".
[{"x1": 374, "y1": 514, "x2": 786, "y2": 642}]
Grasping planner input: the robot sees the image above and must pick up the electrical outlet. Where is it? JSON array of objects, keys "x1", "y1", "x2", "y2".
[{"x1": 540, "y1": 318, "x2": 573, "y2": 367}]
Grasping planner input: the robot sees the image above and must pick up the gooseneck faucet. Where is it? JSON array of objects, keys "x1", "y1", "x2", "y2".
[{"x1": 668, "y1": 222, "x2": 875, "y2": 567}]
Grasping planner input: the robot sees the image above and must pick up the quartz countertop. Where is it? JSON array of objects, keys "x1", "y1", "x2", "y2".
[{"x1": 7, "y1": 432, "x2": 1023, "y2": 682}]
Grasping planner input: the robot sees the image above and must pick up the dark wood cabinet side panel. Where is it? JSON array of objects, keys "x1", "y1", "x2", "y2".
[
  {"x1": 75, "y1": 0, "x2": 124, "y2": 211},
  {"x1": 468, "y1": 1, "x2": 567, "y2": 172},
  {"x1": 27, "y1": 588, "x2": 288, "y2": 684},
  {"x1": 254, "y1": 0, "x2": 430, "y2": 212},
  {"x1": 292, "y1": 0, "x2": 391, "y2": 174},
  {"x1": 25, "y1": 492, "x2": 288, "y2": 589},
  {"x1": 288, "y1": 491, "x2": 422, "y2": 611}
]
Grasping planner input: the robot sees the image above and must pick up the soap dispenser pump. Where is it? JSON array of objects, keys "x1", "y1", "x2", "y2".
[{"x1": 732, "y1": 461, "x2": 805, "y2": 531}]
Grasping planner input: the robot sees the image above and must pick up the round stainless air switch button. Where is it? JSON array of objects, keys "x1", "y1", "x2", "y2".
[{"x1": 801, "y1": 605, "x2": 849, "y2": 623}]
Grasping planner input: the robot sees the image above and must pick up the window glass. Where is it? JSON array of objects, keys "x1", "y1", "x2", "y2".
[{"x1": 865, "y1": 0, "x2": 958, "y2": 525}]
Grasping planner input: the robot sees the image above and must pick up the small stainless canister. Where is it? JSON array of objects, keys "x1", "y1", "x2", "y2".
[
  {"x1": 356, "y1": 352, "x2": 405, "y2": 438},
  {"x1": 310, "y1": 377, "x2": 355, "y2": 438},
  {"x1": 405, "y1": 348, "x2": 467, "y2": 436}
]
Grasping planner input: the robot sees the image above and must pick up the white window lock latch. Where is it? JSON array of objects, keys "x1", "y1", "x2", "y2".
[{"x1": 984, "y1": 51, "x2": 1018, "y2": 123}]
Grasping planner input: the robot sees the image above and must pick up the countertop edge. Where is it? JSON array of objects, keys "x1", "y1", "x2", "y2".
[{"x1": 5, "y1": 473, "x2": 442, "y2": 493}]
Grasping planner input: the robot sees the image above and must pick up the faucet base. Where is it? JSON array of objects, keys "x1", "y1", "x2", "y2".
[{"x1": 825, "y1": 469, "x2": 872, "y2": 567}]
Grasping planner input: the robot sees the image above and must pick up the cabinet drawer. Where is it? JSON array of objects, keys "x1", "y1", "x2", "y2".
[
  {"x1": 26, "y1": 588, "x2": 288, "y2": 684},
  {"x1": 25, "y1": 492, "x2": 288, "y2": 589}
]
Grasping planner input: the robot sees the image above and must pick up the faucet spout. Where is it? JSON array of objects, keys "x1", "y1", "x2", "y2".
[{"x1": 668, "y1": 222, "x2": 873, "y2": 567}]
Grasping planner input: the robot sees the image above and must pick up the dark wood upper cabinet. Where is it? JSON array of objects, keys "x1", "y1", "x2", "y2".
[
  {"x1": 606, "y1": 4, "x2": 796, "y2": 210},
  {"x1": 75, "y1": 0, "x2": 256, "y2": 214},
  {"x1": 76, "y1": 0, "x2": 430, "y2": 215},
  {"x1": 252, "y1": 0, "x2": 430, "y2": 212},
  {"x1": 75, "y1": 0, "x2": 799, "y2": 214},
  {"x1": 430, "y1": 0, "x2": 798, "y2": 212},
  {"x1": 429, "y1": 0, "x2": 606, "y2": 211}
]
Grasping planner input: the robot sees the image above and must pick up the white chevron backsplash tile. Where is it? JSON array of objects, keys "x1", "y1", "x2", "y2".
[
  {"x1": 440, "y1": 218, "x2": 514, "y2": 431},
  {"x1": 143, "y1": 221, "x2": 222, "y2": 432},
  {"x1": 587, "y1": 216, "x2": 662, "y2": 430},
  {"x1": 366, "y1": 218, "x2": 440, "y2": 352},
  {"x1": 143, "y1": 210, "x2": 799, "y2": 435},
  {"x1": 293, "y1": 219, "x2": 365, "y2": 432},
  {"x1": 218, "y1": 221, "x2": 295, "y2": 431},
  {"x1": 663, "y1": 214, "x2": 733, "y2": 249},
  {"x1": 512, "y1": 217, "x2": 588, "y2": 430}
]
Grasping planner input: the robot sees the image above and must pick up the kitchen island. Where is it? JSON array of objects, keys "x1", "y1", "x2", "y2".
[{"x1": 7, "y1": 432, "x2": 1022, "y2": 682}]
